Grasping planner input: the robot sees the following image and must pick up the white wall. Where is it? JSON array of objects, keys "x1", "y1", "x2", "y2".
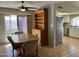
[
  {"x1": 27, "y1": 12, "x2": 35, "y2": 34},
  {"x1": 49, "y1": 3, "x2": 56, "y2": 47},
  {"x1": 0, "y1": 14, "x2": 6, "y2": 42},
  {"x1": 43, "y1": 3, "x2": 56, "y2": 47}
]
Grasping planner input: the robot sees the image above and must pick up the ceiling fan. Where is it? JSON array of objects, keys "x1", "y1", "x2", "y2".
[{"x1": 19, "y1": 1, "x2": 37, "y2": 11}]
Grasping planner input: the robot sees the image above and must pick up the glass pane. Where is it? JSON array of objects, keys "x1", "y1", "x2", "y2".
[
  {"x1": 5, "y1": 16, "x2": 10, "y2": 34},
  {"x1": 71, "y1": 16, "x2": 79, "y2": 27},
  {"x1": 17, "y1": 16, "x2": 27, "y2": 35},
  {"x1": 10, "y1": 15, "x2": 18, "y2": 33},
  {"x1": 76, "y1": 19, "x2": 79, "y2": 26}
]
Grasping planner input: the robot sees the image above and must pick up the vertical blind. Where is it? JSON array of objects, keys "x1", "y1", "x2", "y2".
[
  {"x1": 5, "y1": 15, "x2": 18, "y2": 34},
  {"x1": 5, "y1": 15, "x2": 27, "y2": 35}
]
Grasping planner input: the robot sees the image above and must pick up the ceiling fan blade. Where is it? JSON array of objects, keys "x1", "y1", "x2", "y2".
[
  {"x1": 25, "y1": 7, "x2": 28, "y2": 10},
  {"x1": 25, "y1": 7, "x2": 37, "y2": 9},
  {"x1": 25, "y1": 7, "x2": 37, "y2": 11},
  {"x1": 18, "y1": 1, "x2": 37, "y2": 11}
]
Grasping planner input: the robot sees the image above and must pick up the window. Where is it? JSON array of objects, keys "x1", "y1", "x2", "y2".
[
  {"x1": 5, "y1": 15, "x2": 27, "y2": 36},
  {"x1": 71, "y1": 16, "x2": 79, "y2": 27},
  {"x1": 5, "y1": 15, "x2": 18, "y2": 35}
]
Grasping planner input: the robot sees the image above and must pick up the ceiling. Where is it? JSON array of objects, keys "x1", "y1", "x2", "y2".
[
  {"x1": 56, "y1": 1, "x2": 79, "y2": 13},
  {"x1": 0, "y1": 1, "x2": 67, "y2": 9},
  {"x1": 0, "y1": 1, "x2": 79, "y2": 14},
  {"x1": 0, "y1": 1, "x2": 53, "y2": 9}
]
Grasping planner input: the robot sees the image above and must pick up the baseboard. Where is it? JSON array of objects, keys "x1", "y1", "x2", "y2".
[{"x1": 68, "y1": 36, "x2": 79, "y2": 39}]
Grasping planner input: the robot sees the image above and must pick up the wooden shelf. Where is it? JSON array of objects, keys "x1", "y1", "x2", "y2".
[
  {"x1": 35, "y1": 20, "x2": 44, "y2": 24},
  {"x1": 35, "y1": 20, "x2": 44, "y2": 22},
  {"x1": 35, "y1": 17, "x2": 44, "y2": 19},
  {"x1": 32, "y1": 8, "x2": 48, "y2": 46}
]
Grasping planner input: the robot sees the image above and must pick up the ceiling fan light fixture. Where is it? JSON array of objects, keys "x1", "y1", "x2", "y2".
[
  {"x1": 20, "y1": 8, "x2": 26, "y2": 11},
  {"x1": 20, "y1": 3, "x2": 26, "y2": 11}
]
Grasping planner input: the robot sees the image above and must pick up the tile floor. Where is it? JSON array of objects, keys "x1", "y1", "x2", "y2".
[{"x1": 0, "y1": 36, "x2": 79, "y2": 57}]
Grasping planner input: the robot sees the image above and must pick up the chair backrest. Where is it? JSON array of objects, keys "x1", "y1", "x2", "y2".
[
  {"x1": 15, "y1": 32, "x2": 23, "y2": 34},
  {"x1": 7, "y1": 36, "x2": 14, "y2": 46},
  {"x1": 23, "y1": 40, "x2": 38, "y2": 57}
]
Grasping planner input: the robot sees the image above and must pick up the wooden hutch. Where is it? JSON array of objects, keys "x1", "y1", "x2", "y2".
[{"x1": 32, "y1": 8, "x2": 48, "y2": 46}]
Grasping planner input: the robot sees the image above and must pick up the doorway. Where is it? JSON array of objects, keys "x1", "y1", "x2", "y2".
[{"x1": 55, "y1": 11, "x2": 79, "y2": 47}]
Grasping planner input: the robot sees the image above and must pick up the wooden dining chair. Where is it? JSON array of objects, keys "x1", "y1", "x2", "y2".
[
  {"x1": 22, "y1": 40, "x2": 38, "y2": 57},
  {"x1": 7, "y1": 36, "x2": 23, "y2": 57}
]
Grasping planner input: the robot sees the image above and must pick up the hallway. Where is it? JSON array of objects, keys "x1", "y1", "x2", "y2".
[{"x1": 0, "y1": 36, "x2": 79, "y2": 57}]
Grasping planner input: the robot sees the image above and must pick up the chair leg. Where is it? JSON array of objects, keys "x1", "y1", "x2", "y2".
[
  {"x1": 36, "y1": 46, "x2": 38, "y2": 56},
  {"x1": 12, "y1": 49, "x2": 14, "y2": 57},
  {"x1": 17, "y1": 48, "x2": 21, "y2": 56},
  {"x1": 19, "y1": 48, "x2": 23, "y2": 56}
]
